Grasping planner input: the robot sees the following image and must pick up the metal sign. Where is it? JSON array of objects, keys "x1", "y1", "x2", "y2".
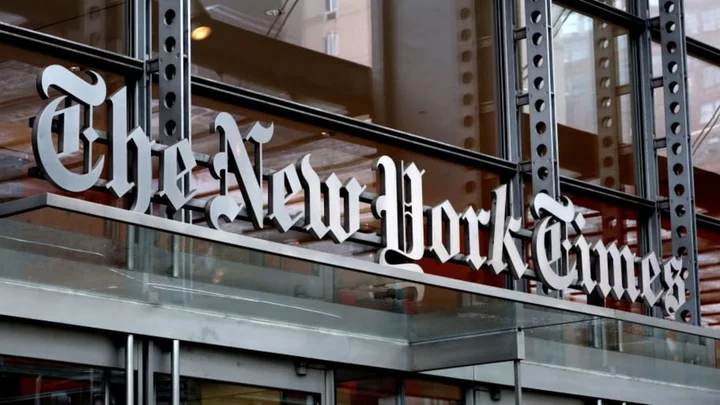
[{"x1": 29, "y1": 65, "x2": 687, "y2": 316}]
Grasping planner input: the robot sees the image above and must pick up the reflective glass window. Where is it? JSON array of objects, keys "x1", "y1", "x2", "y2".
[
  {"x1": 0, "y1": 0, "x2": 126, "y2": 53},
  {"x1": 159, "y1": 0, "x2": 500, "y2": 156}
]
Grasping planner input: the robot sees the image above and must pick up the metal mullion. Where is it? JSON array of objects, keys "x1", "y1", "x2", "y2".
[
  {"x1": 554, "y1": 0, "x2": 645, "y2": 32},
  {"x1": 0, "y1": 22, "x2": 143, "y2": 75},
  {"x1": 190, "y1": 76, "x2": 518, "y2": 177},
  {"x1": 495, "y1": 0, "x2": 525, "y2": 292},
  {"x1": 658, "y1": 0, "x2": 701, "y2": 324},
  {"x1": 631, "y1": 0, "x2": 664, "y2": 319}
]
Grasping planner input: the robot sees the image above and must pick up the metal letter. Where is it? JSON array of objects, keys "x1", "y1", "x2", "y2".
[
  {"x1": 487, "y1": 185, "x2": 527, "y2": 279},
  {"x1": 428, "y1": 201, "x2": 460, "y2": 263},
  {"x1": 297, "y1": 154, "x2": 329, "y2": 239},
  {"x1": 268, "y1": 164, "x2": 303, "y2": 232},
  {"x1": 106, "y1": 87, "x2": 152, "y2": 213},
  {"x1": 371, "y1": 156, "x2": 424, "y2": 272},
  {"x1": 158, "y1": 140, "x2": 197, "y2": 212},
  {"x1": 532, "y1": 217, "x2": 574, "y2": 291},
  {"x1": 606, "y1": 243, "x2": 639, "y2": 303},
  {"x1": 210, "y1": 114, "x2": 273, "y2": 229},
  {"x1": 639, "y1": 254, "x2": 662, "y2": 308},
  {"x1": 323, "y1": 174, "x2": 366, "y2": 244},
  {"x1": 590, "y1": 240, "x2": 612, "y2": 299},
  {"x1": 661, "y1": 257, "x2": 685, "y2": 317},
  {"x1": 461, "y1": 207, "x2": 491, "y2": 271},
  {"x1": 32, "y1": 65, "x2": 107, "y2": 192}
]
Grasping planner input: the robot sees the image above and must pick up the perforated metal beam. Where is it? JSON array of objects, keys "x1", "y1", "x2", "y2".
[
  {"x1": 658, "y1": 0, "x2": 701, "y2": 324},
  {"x1": 525, "y1": 0, "x2": 560, "y2": 200}
]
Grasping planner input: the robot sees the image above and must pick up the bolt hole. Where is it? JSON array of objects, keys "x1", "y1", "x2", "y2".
[
  {"x1": 676, "y1": 226, "x2": 687, "y2": 238},
  {"x1": 603, "y1": 157, "x2": 614, "y2": 168},
  {"x1": 677, "y1": 246, "x2": 688, "y2": 257},
  {"x1": 533, "y1": 55, "x2": 544, "y2": 68},
  {"x1": 673, "y1": 163, "x2": 684, "y2": 175},
  {"x1": 601, "y1": 97, "x2": 612, "y2": 108},
  {"x1": 598, "y1": 38, "x2": 609, "y2": 49},
  {"x1": 666, "y1": 21, "x2": 676, "y2": 33},
  {"x1": 462, "y1": 72, "x2": 473, "y2": 83},
  {"x1": 532, "y1": 33, "x2": 543, "y2": 45},
  {"x1": 667, "y1": 41, "x2": 677, "y2": 54},
  {"x1": 680, "y1": 310, "x2": 691, "y2": 323},
  {"x1": 664, "y1": 1, "x2": 676, "y2": 13},
  {"x1": 461, "y1": 51, "x2": 472, "y2": 62},
  {"x1": 537, "y1": 166, "x2": 549, "y2": 180},
  {"x1": 669, "y1": 82, "x2": 679, "y2": 93},
  {"x1": 670, "y1": 102, "x2": 680, "y2": 114},
  {"x1": 672, "y1": 142, "x2": 683, "y2": 155},
  {"x1": 164, "y1": 92, "x2": 176, "y2": 108},
  {"x1": 537, "y1": 144, "x2": 548, "y2": 157},
  {"x1": 535, "y1": 99, "x2": 545, "y2": 112},
  {"x1": 671, "y1": 122, "x2": 682, "y2": 134},
  {"x1": 164, "y1": 120, "x2": 177, "y2": 137},
  {"x1": 668, "y1": 61, "x2": 678, "y2": 74},
  {"x1": 675, "y1": 204, "x2": 686, "y2": 217},
  {"x1": 604, "y1": 177, "x2": 616, "y2": 188},
  {"x1": 462, "y1": 94, "x2": 474, "y2": 105},
  {"x1": 533, "y1": 77, "x2": 545, "y2": 90},
  {"x1": 460, "y1": 29, "x2": 472, "y2": 41},
  {"x1": 165, "y1": 64, "x2": 176, "y2": 80},
  {"x1": 531, "y1": 11, "x2": 542, "y2": 23},
  {"x1": 602, "y1": 117, "x2": 613, "y2": 128},
  {"x1": 599, "y1": 57, "x2": 610, "y2": 69},
  {"x1": 601, "y1": 77, "x2": 611, "y2": 88},
  {"x1": 536, "y1": 121, "x2": 547, "y2": 135},
  {"x1": 674, "y1": 184, "x2": 685, "y2": 196},
  {"x1": 164, "y1": 37, "x2": 176, "y2": 53},
  {"x1": 164, "y1": 9, "x2": 176, "y2": 25},
  {"x1": 602, "y1": 136, "x2": 614, "y2": 147}
]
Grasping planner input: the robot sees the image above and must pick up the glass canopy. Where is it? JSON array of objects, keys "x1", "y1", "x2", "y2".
[{"x1": 0, "y1": 194, "x2": 717, "y2": 390}]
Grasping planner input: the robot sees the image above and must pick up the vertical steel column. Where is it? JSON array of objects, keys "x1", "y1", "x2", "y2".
[
  {"x1": 513, "y1": 359, "x2": 522, "y2": 405},
  {"x1": 322, "y1": 370, "x2": 335, "y2": 405},
  {"x1": 658, "y1": 0, "x2": 701, "y2": 324},
  {"x1": 525, "y1": 0, "x2": 560, "y2": 200},
  {"x1": 632, "y1": 0, "x2": 664, "y2": 318},
  {"x1": 126, "y1": 335, "x2": 135, "y2": 405},
  {"x1": 496, "y1": 0, "x2": 526, "y2": 292},
  {"x1": 171, "y1": 340, "x2": 180, "y2": 405},
  {"x1": 524, "y1": 0, "x2": 562, "y2": 299},
  {"x1": 158, "y1": 0, "x2": 191, "y2": 283},
  {"x1": 158, "y1": 0, "x2": 190, "y2": 147}
]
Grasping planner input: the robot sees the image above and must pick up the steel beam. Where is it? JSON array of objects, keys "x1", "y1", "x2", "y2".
[
  {"x1": 632, "y1": 0, "x2": 664, "y2": 319},
  {"x1": 495, "y1": 0, "x2": 526, "y2": 292},
  {"x1": 658, "y1": 0, "x2": 701, "y2": 324}
]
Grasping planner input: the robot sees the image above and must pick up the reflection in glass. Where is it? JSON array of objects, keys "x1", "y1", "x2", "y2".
[
  {"x1": 0, "y1": 0, "x2": 125, "y2": 53},
  {"x1": 175, "y1": 1, "x2": 499, "y2": 155},
  {"x1": 0, "y1": 356, "x2": 123, "y2": 405},
  {"x1": 0, "y1": 44, "x2": 123, "y2": 206},
  {"x1": 541, "y1": 7, "x2": 636, "y2": 194},
  {"x1": 155, "y1": 376, "x2": 318, "y2": 405}
]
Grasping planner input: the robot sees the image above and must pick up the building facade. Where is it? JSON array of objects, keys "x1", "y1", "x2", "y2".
[{"x1": 0, "y1": 0, "x2": 718, "y2": 404}]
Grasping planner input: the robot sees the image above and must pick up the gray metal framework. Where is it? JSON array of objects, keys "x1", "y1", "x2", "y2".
[{"x1": 2, "y1": 0, "x2": 720, "y2": 403}]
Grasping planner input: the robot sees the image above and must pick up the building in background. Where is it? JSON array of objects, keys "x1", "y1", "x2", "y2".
[{"x1": 0, "y1": 1, "x2": 717, "y2": 405}]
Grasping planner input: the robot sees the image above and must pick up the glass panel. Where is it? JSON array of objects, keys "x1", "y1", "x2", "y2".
[
  {"x1": 0, "y1": 0, "x2": 126, "y2": 53},
  {"x1": 0, "y1": 203, "x2": 718, "y2": 385},
  {"x1": 155, "y1": 376, "x2": 318, "y2": 405},
  {"x1": 403, "y1": 380, "x2": 463, "y2": 405},
  {"x1": 185, "y1": 94, "x2": 510, "y2": 287},
  {"x1": 0, "y1": 356, "x2": 121, "y2": 405},
  {"x1": 652, "y1": 0, "x2": 720, "y2": 47},
  {"x1": 0, "y1": 43, "x2": 124, "y2": 206},
  {"x1": 525, "y1": 317, "x2": 719, "y2": 390},
  {"x1": 168, "y1": 1, "x2": 499, "y2": 155},
  {"x1": 337, "y1": 376, "x2": 398, "y2": 405},
  {"x1": 534, "y1": 7, "x2": 636, "y2": 194},
  {"x1": 0, "y1": 206, "x2": 595, "y2": 342}
]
